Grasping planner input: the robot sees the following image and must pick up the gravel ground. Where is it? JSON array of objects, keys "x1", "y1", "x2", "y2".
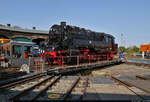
[
  {"x1": 85, "y1": 83, "x2": 140, "y2": 101},
  {"x1": 91, "y1": 63, "x2": 150, "y2": 77},
  {"x1": 37, "y1": 76, "x2": 78, "y2": 101}
]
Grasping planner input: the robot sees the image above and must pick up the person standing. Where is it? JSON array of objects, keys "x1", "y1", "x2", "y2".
[{"x1": 119, "y1": 52, "x2": 123, "y2": 59}]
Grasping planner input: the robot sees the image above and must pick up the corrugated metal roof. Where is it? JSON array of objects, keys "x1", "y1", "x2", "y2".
[{"x1": 0, "y1": 26, "x2": 49, "y2": 34}]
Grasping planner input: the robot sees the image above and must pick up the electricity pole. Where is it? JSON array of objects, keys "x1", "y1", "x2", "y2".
[
  {"x1": 121, "y1": 33, "x2": 126, "y2": 48},
  {"x1": 121, "y1": 33, "x2": 123, "y2": 47}
]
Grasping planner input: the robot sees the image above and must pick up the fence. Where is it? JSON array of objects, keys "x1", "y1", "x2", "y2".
[
  {"x1": 0, "y1": 51, "x2": 118, "y2": 73},
  {"x1": 28, "y1": 56, "x2": 45, "y2": 73},
  {"x1": 30, "y1": 54, "x2": 118, "y2": 73}
]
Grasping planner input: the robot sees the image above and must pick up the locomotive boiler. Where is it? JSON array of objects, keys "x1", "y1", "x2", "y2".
[{"x1": 40, "y1": 22, "x2": 117, "y2": 65}]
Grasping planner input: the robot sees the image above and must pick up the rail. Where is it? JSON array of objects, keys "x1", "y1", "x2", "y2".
[
  {"x1": 10, "y1": 75, "x2": 55, "y2": 101},
  {"x1": 0, "y1": 72, "x2": 46, "y2": 90},
  {"x1": 63, "y1": 77, "x2": 80, "y2": 100}
]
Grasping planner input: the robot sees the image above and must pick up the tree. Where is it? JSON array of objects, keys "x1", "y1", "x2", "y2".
[
  {"x1": 118, "y1": 46, "x2": 126, "y2": 53},
  {"x1": 118, "y1": 45, "x2": 139, "y2": 55},
  {"x1": 126, "y1": 46, "x2": 139, "y2": 54},
  {"x1": 132, "y1": 46, "x2": 139, "y2": 52}
]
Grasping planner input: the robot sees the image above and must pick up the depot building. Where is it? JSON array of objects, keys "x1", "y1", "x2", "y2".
[{"x1": 0, "y1": 24, "x2": 49, "y2": 45}]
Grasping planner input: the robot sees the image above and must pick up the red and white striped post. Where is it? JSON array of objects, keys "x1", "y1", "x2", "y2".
[
  {"x1": 89, "y1": 55, "x2": 90, "y2": 64},
  {"x1": 35, "y1": 58, "x2": 37, "y2": 72},
  {"x1": 77, "y1": 56, "x2": 79, "y2": 67},
  {"x1": 98, "y1": 55, "x2": 100, "y2": 63},
  {"x1": 42, "y1": 56, "x2": 45, "y2": 72},
  {"x1": 107, "y1": 54, "x2": 109, "y2": 61},
  {"x1": 39, "y1": 56, "x2": 41, "y2": 72},
  {"x1": 62, "y1": 56, "x2": 64, "y2": 69}
]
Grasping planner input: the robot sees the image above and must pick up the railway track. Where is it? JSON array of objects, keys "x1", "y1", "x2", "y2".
[
  {"x1": 125, "y1": 62, "x2": 150, "y2": 67},
  {"x1": 36, "y1": 76, "x2": 89, "y2": 101},
  {"x1": 0, "y1": 73, "x2": 47, "y2": 101},
  {"x1": 136, "y1": 75, "x2": 150, "y2": 80},
  {"x1": 0, "y1": 74, "x2": 89, "y2": 101},
  {"x1": 0, "y1": 60, "x2": 150, "y2": 101},
  {"x1": 0, "y1": 72, "x2": 46, "y2": 87},
  {"x1": 0, "y1": 73, "x2": 150, "y2": 101},
  {"x1": 111, "y1": 75, "x2": 150, "y2": 100}
]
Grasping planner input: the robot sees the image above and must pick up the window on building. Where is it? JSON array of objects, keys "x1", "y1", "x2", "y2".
[
  {"x1": 12, "y1": 45, "x2": 22, "y2": 58},
  {"x1": 24, "y1": 46, "x2": 33, "y2": 58}
]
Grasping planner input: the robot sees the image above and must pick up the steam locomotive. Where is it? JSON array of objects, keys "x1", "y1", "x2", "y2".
[{"x1": 40, "y1": 22, "x2": 118, "y2": 65}]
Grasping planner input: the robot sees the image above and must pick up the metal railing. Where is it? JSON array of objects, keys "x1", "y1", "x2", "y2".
[{"x1": 29, "y1": 54, "x2": 118, "y2": 73}]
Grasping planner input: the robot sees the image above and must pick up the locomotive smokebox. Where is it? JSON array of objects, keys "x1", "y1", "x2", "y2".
[{"x1": 60, "y1": 21, "x2": 66, "y2": 26}]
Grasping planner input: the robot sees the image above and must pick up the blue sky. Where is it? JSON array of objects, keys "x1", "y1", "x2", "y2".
[{"x1": 0, "y1": 0, "x2": 150, "y2": 47}]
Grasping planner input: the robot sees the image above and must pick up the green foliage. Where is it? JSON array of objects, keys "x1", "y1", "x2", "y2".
[
  {"x1": 118, "y1": 46, "x2": 139, "y2": 54},
  {"x1": 132, "y1": 46, "x2": 139, "y2": 52},
  {"x1": 118, "y1": 46, "x2": 126, "y2": 52},
  {"x1": 127, "y1": 46, "x2": 139, "y2": 54}
]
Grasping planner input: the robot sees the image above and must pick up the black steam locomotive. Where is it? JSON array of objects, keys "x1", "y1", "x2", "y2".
[{"x1": 40, "y1": 22, "x2": 117, "y2": 65}]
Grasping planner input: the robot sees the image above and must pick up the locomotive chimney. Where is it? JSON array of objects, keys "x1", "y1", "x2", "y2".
[
  {"x1": 7, "y1": 24, "x2": 11, "y2": 27},
  {"x1": 60, "y1": 21, "x2": 66, "y2": 26},
  {"x1": 32, "y1": 27, "x2": 36, "y2": 30}
]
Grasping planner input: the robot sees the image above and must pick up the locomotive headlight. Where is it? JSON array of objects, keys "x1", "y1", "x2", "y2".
[
  {"x1": 52, "y1": 46, "x2": 55, "y2": 50},
  {"x1": 89, "y1": 40, "x2": 92, "y2": 44}
]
